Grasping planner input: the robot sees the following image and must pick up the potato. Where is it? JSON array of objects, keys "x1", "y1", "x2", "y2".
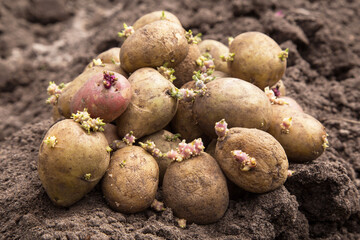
[
  {"x1": 140, "y1": 130, "x2": 181, "y2": 183},
  {"x1": 212, "y1": 70, "x2": 230, "y2": 79},
  {"x1": 205, "y1": 139, "x2": 217, "y2": 158},
  {"x1": 132, "y1": 11, "x2": 182, "y2": 30},
  {"x1": 102, "y1": 146, "x2": 159, "y2": 214},
  {"x1": 58, "y1": 64, "x2": 127, "y2": 118},
  {"x1": 170, "y1": 81, "x2": 205, "y2": 142},
  {"x1": 95, "y1": 47, "x2": 120, "y2": 64},
  {"x1": 198, "y1": 39, "x2": 230, "y2": 74},
  {"x1": 215, "y1": 127, "x2": 288, "y2": 193},
  {"x1": 163, "y1": 152, "x2": 229, "y2": 224},
  {"x1": 280, "y1": 96, "x2": 303, "y2": 112},
  {"x1": 228, "y1": 32, "x2": 287, "y2": 90},
  {"x1": 120, "y1": 21, "x2": 189, "y2": 73},
  {"x1": 267, "y1": 104, "x2": 328, "y2": 163},
  {"x1": 116, "y1": 68, "x2": 178, "y2": 139},
  {"x1": 173, "y1": 43, "x2": 202, "y2": 88},
  {"x1": 70, "y1": 71, "x2": 132, "y2": 122},
  {"x1": 38, "y1": 119, "x2": 110, "y2": 207},
  {"x1": 193, "y1": 77, "x2": 272, "y2": 138},
  {"x1": 103, "y1": 123, "x2": 119, "y2": 144}
]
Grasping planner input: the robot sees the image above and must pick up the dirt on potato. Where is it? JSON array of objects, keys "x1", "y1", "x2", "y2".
[{"x1": 0, "y1": 0, "x2": 360, "y2": 239}]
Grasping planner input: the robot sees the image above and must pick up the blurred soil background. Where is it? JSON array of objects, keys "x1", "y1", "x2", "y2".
[{"x1": 0, "y1": 0, "x2": 360, "y2": 239}]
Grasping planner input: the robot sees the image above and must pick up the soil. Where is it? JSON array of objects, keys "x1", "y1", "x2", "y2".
[{"x1": 1, "y1": 0, "x2": 360, "y2": 239}]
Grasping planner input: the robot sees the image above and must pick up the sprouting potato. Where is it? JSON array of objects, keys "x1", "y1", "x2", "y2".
[{"x1": 228, "y1": 31, "x2": 287, "y2": 90}]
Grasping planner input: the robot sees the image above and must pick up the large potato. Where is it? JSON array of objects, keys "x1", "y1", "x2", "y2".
[
  {"x1": 215, "y1": 127, "x2": 288, "y2": 193},
  {"x1": 193, "y1": 77, "x2": 272, "y2": 138},
  {"x1": 120, "y1": 21, "x2": 189, "y2": 73},
  {"x1": 132, "y1": 11, "x2": 182, "y2": 30},
  {"x1": 198, "y1": 39, "x2": 230, "y2": 74},
  {"x1": 228, "y1": 32, "x2": 287, "y2": 90},
  {"x1": 102, "y1": 146, "x2": 159, "y2": 214},
  {"x1": 116, "y1": 68, "x2": 178, "y2": 139},
  {"x1": 38, "y1": 119, "x2": 110, "y2": 207},
  {"x1": 267, "y1": 104, "x2": 328, "y2": 162},
  {"x1": 163, "y1": 152, "x2": 229, "y2": 224}
]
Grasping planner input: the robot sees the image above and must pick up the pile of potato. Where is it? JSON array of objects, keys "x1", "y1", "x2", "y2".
[{"x1": 39, "y1": 11, "x2": 329, "y2": 226}]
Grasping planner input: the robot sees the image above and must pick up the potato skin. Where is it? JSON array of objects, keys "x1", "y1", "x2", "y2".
[
  {"x1": 116, "y1": 68, "x2": 178, "y2": 139},
  {"x1": 198, "y1": 39, "x2": 230, "y2": 74},
  {"x1": 268, "y1": 105, "x2": 327, "y2": 162},
  {"x1": 102, "y1": 146, "x2": 159, "y2": 214},
  {"x1": 173, "y1": 43, "x2": 202, "y2": 88},
  {"x1": 132, "y1": 11, "x2": 182, "y2": 30},
  {"x1": 120, "y1": 21, "x2": 189, "y2": 73},
  {"x1": 38, "y1": 119, "x2": 110, "y2": 207},
  {"x1": 193, "y1": 77, "x2": 272, "y2": 138},
  {"x1": 215, "y1": 127, "x2": 288, "y2": 193},
  {"x1": 228, "y1": 32, "x2": 286, "y2": 90},
  {"x1": 163, "y1": 152, "x2": 229, "y2": 224}
]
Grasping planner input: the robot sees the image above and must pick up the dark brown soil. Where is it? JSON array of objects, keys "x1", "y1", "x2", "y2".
[{"x1": 1, "y1": 0, "x2": 360, "y2": 239}]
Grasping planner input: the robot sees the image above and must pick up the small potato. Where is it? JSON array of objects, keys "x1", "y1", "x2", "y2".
[
  {"x1": 120, "y1": 21, "x2": 189, "y2": 73},
  {"x1": 228, "y1": 32, "x2": 287, "y2": 90},
  {"x1": 173, "y1": 43, "x2": 202, "y2": 88},
  {"x1": 95, "y1": 47, "x2": 120, "y2": 64},
  {"x1": 193, "y1": 77, "x2": 272, "y2": 138},
  {"x1": 116, "y1": 68, "x2": 178, "y2": 139},
  {"x1": 170, "y1": 81, "x2": 205, "y2": 142},
  {"x1": 140, "y1": 130, "x2": 181, "y2": 183},
  {"x1": 163, "y1": 152, "x2": 229, "y2": 224},
  {"x1": 215, "y1": 127, "x2": 288, "y2": 193},
  {"x1": 198, "y1": 39, "x2": 230, "y2": 74},
  {"x1": 58, "y1": 64, "x2": 127, "y2": 118},
  {"x1": 38, "y1": 119, "x2": 110, "y2": 207},
  {"x1": 279, "y1": 96, "x2": 303, "y2": 112},
  {"x1": 267, "y1": 105, "x2": 328, "y2": 163},
  {"x1": 102, "y1": 146, "x2": 159, "y2": 214},
  {"x1": 133, "y1": 11, "x2": 182, "y2": 30},
  {"x1": 212, "y1": 70, "x2": 230, "y2": 79}
]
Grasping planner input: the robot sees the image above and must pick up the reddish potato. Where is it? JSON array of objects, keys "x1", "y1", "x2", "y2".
[
  {"x1": 70, "y1": 71, "x2": 132, "y2": 123},
  {"x1": 58, "y1": 64, "x2": 128, "y2": 118}
]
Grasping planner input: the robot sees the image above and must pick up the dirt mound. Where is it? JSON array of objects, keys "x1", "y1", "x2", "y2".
[{"x1": 1, "y1": 0, "x2": 359, "y2": 239}]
